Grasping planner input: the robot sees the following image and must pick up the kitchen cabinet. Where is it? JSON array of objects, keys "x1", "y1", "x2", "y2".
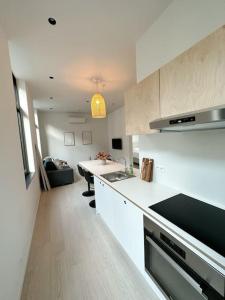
[
  {"x1": 160, "y1": 26, "x2": 225, "y2": 117},
  {"x1": 113, "y1": 194, "x2": 144, "y2": 272},
  {"x1": 94, "y1": 176, "x2": 144, "y2": 272},
  {"x1": 124, "y1": 70, "x2": 160, "y2": 135},
  {"x1": 94, "y1": 176, "x2": 103, "y2": 215},
  {"x1": 95, "y1": 177, "x2": 115, "y2": 233}
]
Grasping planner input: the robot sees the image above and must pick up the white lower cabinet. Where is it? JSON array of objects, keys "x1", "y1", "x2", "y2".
[
  {"x1": 95, "y1": 177, "x2": 116, "y2": 232},
  {"x1": 95, "y1": 177, "x2": 169, "y2": 300},
  {"x1": 113, "y1": 192, "x2": 145, "y2": 272},
  {"x1": 94, "y1": 176, "x2": 144, "y2": 272}
]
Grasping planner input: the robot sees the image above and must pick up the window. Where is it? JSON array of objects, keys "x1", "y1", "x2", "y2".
[
  {"x1": 34, "y1": 110, "x2": 42, "y2": 157},
  {"x1": 13, "y1": 75, "x2": 29, "y2": 175},
  {"x1": 13, "y1": 75, "x2": 35, "y2": 180}
]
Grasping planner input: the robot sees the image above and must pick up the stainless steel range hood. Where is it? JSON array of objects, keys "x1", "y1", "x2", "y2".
[{"x1": 150, "y1": 107, "x2": 225, "y2": 132}]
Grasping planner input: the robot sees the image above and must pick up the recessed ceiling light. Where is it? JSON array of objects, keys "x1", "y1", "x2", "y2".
[
  {"x1": 48, "y1": 17, "x2": 56, "y2": 25},
  {"x1": 49, "y1": 76, "x2": 54, "y2": 79}
]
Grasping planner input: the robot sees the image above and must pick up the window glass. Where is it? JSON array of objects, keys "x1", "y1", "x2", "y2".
[
  {"x1": 13, "y1": 75, "x2": 35, "y2": 177},
  {"x1": 34, "y1": 110, "x2": 42, "y2": 157}
]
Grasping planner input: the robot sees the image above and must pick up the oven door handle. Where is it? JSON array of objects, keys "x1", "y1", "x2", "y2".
[{"x1": 146, "y1": 235, "x2": 208, "y2": 299}]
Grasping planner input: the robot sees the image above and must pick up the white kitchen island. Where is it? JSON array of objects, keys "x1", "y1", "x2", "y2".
[
  {"x1": 79, "y1": 160, "x2": 179, "y2": 300},
  {"x1": 79, "y1": 160, "x2": 225, "y2": 298}
]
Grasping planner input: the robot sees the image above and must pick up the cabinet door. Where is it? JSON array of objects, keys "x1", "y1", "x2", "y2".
[
  {"x1": 95, "y1": 179, "x2": 144, "y2": 273},
  {"x1": 124, "y1": 70, "x2": 160, "y2": 135},
  {"x1": 160, "y1": 26, "x2": 225, "y2": 118},
  {"x1": 125, "y1": 200, "x2": 145, "y2": 272},
  {"x1": 94, "y1": 177, "x2": 115, "y2": 233},
  {"x1": 113, "y1": 193, "x2": 128, "y2": 248},
  {"x1": 101, "y1": 182, "x2": 116, "y2": 233},
  {"x1": 114, "y1": 194, "x2": 145, "y2": 272},
  {"x1": 94, "y1": 176, "x2": 104, "y2": 215}
]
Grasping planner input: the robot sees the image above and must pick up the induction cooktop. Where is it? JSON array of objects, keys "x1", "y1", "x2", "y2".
[{"x1": 150, "y1": 194, "x2": 225, "y2": 257}]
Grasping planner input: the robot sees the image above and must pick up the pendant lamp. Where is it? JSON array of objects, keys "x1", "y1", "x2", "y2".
[
  {"x1": 91, "y1": 78, "x2": 106, "y2": 118},
  {"x1": 91, "y1": 93, "x2": 106, "y2": 118}
]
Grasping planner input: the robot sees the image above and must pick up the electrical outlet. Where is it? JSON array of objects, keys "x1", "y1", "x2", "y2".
[
  {"x1": 156, "y1": 165, "x2": 165, "y2": 174},
  {"x1": 160, "y1": 166, "x2": 165, "y2": 173}
]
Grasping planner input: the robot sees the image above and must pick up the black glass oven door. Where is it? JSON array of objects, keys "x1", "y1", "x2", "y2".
[{"x1": 145, "y1": 235, "x2": 209, "y2": 300}]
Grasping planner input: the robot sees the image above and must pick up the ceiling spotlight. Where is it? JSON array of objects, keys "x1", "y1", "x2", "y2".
[
  {"x1": 48, "y1": 17, "x2": 56, "y2": 25},
  {"x1": 49, "y1": 76, "x2": 54, "y2": 79}
]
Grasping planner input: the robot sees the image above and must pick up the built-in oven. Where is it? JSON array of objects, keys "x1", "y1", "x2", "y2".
[{"x1": 144, "y1": 216, "x2": 225, "y2": 300}]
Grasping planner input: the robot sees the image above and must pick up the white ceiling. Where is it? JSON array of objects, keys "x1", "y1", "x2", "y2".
[{"x1": 0, "y1": 0, "x2": 171, "y2": 113}]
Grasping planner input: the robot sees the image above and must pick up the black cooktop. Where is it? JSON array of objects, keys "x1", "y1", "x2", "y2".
[{"x1": 150, "y1": 194, "x2": 225, "y2": 257}]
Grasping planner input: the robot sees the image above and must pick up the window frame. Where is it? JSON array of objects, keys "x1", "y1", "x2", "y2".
[
  {"x1": 13, "y1": 74, "x2": 30, "y2": 176},
  {"x1": 34, "y1": 110, "x2": 42, "y2": 157}
]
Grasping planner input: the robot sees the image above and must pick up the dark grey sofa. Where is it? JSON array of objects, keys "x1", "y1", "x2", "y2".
[{"x1": 43, "y1": 158, "x2": 74, "y2": 188}]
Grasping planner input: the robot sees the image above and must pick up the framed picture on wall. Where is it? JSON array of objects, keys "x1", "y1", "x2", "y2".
[
  {"x1": 64, "y1": 132, "x2": 75, "y2": 146},
  {"x1": 82, "y1": 131, "x2": 92, "y2": 145}
]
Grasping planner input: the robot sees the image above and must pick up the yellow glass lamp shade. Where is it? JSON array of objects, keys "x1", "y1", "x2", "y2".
[{"x1": 91, "y1": 93, "x2": 106, "y2": 118}]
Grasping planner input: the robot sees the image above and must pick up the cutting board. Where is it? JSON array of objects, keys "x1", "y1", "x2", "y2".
[{"x1": 141, "y1": 158, "x2": 154, "y2": 182}]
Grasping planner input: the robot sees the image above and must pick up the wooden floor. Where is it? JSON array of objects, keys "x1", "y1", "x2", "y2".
[{"x1": 21, "y1": 179, "x2": 158, "y2": 300}]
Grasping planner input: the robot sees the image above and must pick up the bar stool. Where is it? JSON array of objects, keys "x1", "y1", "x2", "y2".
[
  {"x1": 83, "y1": 170, "x2": 95, "y2": 208},
  {"x1": 77, "y1": 165, "x2": 94, "y2": 197}
]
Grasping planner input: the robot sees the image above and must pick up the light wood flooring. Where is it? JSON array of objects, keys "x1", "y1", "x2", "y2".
[{"x1": 21, "y1": 179, "x2": 159, "y2": 300}]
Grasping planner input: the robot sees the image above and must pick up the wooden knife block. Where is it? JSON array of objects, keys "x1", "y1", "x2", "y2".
[{"x1": 141, "y1": 158, "x2": 154, "y2": 182}]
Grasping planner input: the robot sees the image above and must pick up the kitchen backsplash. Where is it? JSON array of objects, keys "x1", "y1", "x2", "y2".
[{"x1": 139, "y1": 129, "x2": 225, "y2": 208}]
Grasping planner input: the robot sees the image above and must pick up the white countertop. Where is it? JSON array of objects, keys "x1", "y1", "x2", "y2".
[
  {"x1": 80, "y1": 159, "x2": 178, "y2": 214},
  {"x1": 79, "y1": 160, "x2": 225, "y2": 274},
  {"x1": 79, "y1": 159, "x2": 126, "y2": 176}
]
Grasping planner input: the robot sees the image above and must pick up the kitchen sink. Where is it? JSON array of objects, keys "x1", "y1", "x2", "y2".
[{"x1": 101, "y1": 171, "x2": 135, "y2": 183}]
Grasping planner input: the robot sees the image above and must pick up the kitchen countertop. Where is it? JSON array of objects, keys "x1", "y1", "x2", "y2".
[
  {"x1": 79, "y1": 160, "x2": 225, "y2": 274},
  {"x1": 80, "y1": 159, "x2": 178, "y2": 214},
  {"x1": 79, "y1": 159, "x2": 127, "y2": 176}
]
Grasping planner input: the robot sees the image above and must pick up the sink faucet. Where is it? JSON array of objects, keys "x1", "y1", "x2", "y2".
[{"x1": 118, "y1": 157, "x2": 127, "y2": 173}]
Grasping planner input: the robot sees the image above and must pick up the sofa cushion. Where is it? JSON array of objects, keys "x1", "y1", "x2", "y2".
[
  {"x1": 54, "y1": 159, "x2": 68, "y2": 169},
  {"x1": 44, "y1": 160, "x2": 58, "y2": 171}
]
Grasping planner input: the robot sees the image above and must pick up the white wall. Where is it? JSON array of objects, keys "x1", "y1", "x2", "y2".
[
  {"x1": 39, "y1": 108, "x2": 133, "y2": 171},
  {"x1": 0, "y1": 27, "x2": 41, "y2": 300},
  {"x1": 38, "y1": 112, "x2": 109, "y2": 171},
  {"x1": 136, "y1": 0, "x2": 225, "y2": 82},
  {"x1": 139, "y1": 130, "x2": 225, "y2": 208},
  {"x1": 107, "y1": 107, "x2": 132, "y2": 164}
]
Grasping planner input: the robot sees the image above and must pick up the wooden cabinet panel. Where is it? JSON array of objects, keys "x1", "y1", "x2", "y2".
[
  {"x1": 160, "y1": 26, "x2": 225, "y2": 118},
  {"x1": 124, "y1": 70, "x2": 160, "y2": 135}
]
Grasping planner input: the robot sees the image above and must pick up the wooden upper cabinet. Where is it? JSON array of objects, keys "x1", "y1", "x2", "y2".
[
  {"x1": 160, "y1": 26, "x2": 225, "y2": 118},
  {"x1": 124, "y1": 70, "x2": 160, "y2": 135}
]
